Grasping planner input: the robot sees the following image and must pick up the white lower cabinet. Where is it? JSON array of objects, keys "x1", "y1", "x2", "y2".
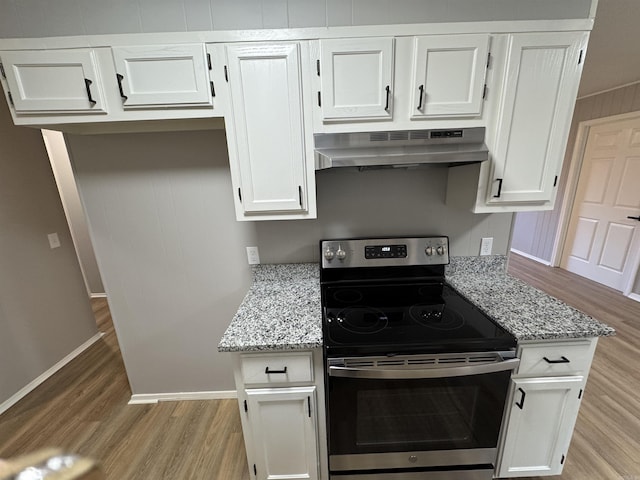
[
  {"x1": 496, "y1": 376, "x2": 584, "y2": 477},
  {"x1": 496, "y1": 339, "x2": 597, "y2": 478},
  {"x1": 234, "y1": 350, "x2": 327, "y2": 480},
  {"x1": 246, "y1": 387, "x2": 319, "y2": 480}
]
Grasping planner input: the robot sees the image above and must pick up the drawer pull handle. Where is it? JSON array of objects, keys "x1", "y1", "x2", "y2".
[
  {"x1": 417, "y1": 84, "x2": 424, "y2": 110},
  {"x1": 265, "y1": 366, "x2": 288, "y2": 374},
  {"x1": 515, "y1": 388, "x2": 526, "y2": 409},
  {"x1": 543, "y1": 356, "x2": 570, "y2": 364}
]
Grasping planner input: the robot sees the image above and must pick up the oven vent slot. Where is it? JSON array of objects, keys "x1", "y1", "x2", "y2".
[
  {"x1": 407, "y1": 358, "x2": 437, "y2": 366},
  {"x1": 468, "y1": 355, "x2": 499, "y2": 363},
  {"x1": 438, "y1": 357, "x2": 468, "y2": 364},
  {"x1": 376, "y1": 359, "x2": 406, "y2": 366},
  {"x1": 344, "y1": 360, "x2": 376, "y2": 368}
]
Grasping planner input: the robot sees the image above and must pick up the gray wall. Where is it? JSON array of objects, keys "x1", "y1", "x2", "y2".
[
  {"x1": 0, "y1": 95, "x2": 98, "y2": 409},
  {"x1": 511, "y1": 82, "x2": 640, "y2": 262},
  {"x1": 0, "y1": 0, "x2": 592, "y2": 38},
  {"x1": 67, "y1": 129, "x2": 512, "y2": 395}
]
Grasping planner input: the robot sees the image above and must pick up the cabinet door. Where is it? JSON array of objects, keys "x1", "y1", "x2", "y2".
[
  {"x1": 411, "y1": 34, "x2": 489, "y2": 118},
  {"x1": 488, "y1": 32, "x2": 587, "y2": 205},
  {"x1": 246, "y1": 387, "x2": 319, "y2": 480},
  {"x1": 319, "y1": 37, "x2": 394, "y2": 121},
  {"x1": 497, "y1": 376, "x2": 584, "y2": 478},
  {"x1": 225, "y1": 43, "x2": 308, "y2": 215},
  {"x1": 0, "y1": 49, "x2": 106, "y2": 114},
  {"x1": 111, "y1": 44, "x2": 212, "y2": 108}
]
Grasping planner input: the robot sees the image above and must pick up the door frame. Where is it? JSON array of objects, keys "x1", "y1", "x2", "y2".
[{"x1": 551, "y1": 110, "x2": 640, "y2": 297}]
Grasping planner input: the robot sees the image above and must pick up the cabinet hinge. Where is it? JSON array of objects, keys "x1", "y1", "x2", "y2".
[
  {"x1": 578, "y1": 49, "x2": 584, "y2": 64},
  {"x1": 238, "y1": 188, "x2": 242, "y2": 203},
  {"x1": 7, "y1": 91, "x2": 14, "y2": 107},
  {"x1": 486, "y1": 52, "x2": 491, "y2": 68},
  {"x1": 253, "y1": 464, "x2": 257, "y2": 476},
  {"x1": 224, "y1": 65, "x2": 229, "y2": 82},
  {"x1": 0, "y1": 62, "x2": 5, "y2": 79},
  {"x1": 561, "y1": 454, "x2": 566, "y2": 465},
  {"x1": 553, "y1": 175, "x2": 558, "y2": 187},
  {"x1": 243, "y1": 399, "x2": 248, "y2": 412},
  {"x1": 207, "y1": 53, "x2": 212, "y2": 70},
  {"x1": 210, "y1": 81, "x2": 216, "y2": 97},
  {"x1": 578, "y1": 388, "x2": 583, "y2": 399},
  {"x1": 482, "y1": 84, "x2": 488, "y2": 100},
  {"x1": 317, "y1": 91, "x2": 321, "y2": 107},
  {"x1": 316, "y1": 59, "x2": 320, "y2": 76}
]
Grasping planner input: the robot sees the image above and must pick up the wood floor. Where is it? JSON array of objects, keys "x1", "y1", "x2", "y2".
[
  {"x1": 1, "y1": 254, "x2": 639, "y2": 479},
  {"x1": 0, "y1": 299, "x2": 249, "y2": 480}
]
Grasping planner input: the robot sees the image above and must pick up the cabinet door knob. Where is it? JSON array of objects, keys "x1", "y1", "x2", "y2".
[
  {"x1": 493, "y1": 178, "x2": 503, "y2": 198},
  {"x1": 417, "y1": 84, "x2": 424, "y2": 110},
  {"x1": 265, "y1": 366, "x2": 288, "y2": 374},
  {"x1": 384, "y1": 85, "x2": 390, "y2": 111},
  {"x1": 84, "y1": 78, "x2": 96, "y2": 106},
  {"x1": 515, "y1": 387, "x2": 526, "y2": 409},
  {"x1": 543, "y1": 356, "x2": 570, "y2": 364}
]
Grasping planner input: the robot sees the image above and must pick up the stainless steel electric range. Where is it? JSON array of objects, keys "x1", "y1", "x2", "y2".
[{"x1": 320, "y1": 236, "x2": 519, "y2": 480}]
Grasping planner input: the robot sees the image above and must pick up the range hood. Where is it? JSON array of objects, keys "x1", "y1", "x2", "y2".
[{"x1": 314, "y1": 127, "x2": 488, "y2": 170}]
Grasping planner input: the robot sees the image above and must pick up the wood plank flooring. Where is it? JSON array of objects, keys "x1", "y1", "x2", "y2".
[
  {"x1": 1, "y1": 255, "x2": 639, "y2": 479},
  {"x1": 0, "y1": 298, "x2": 249, "y2": 480}
]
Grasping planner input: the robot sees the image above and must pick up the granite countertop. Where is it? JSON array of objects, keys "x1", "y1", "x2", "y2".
[{"x1": 218, "y1": 256, "x2": 614, "y2": 353}]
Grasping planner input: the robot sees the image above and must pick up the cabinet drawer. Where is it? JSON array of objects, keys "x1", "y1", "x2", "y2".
[
  {"x1": 241, "y1": 352, "x2": 313, "y2": 385},
  {"x1": 517, "y1": 340, "x2": 596, "y2": 377}
]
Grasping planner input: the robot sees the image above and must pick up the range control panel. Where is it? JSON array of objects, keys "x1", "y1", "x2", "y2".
[{"x1": 321, "y1": 236, "x2": 449, "y2": 269}]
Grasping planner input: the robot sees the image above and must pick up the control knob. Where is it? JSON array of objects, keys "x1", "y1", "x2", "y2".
[
  {"x1": 436, "y1": 245, "x2": 446, "y2": 256},
  {"x1": 324, "y1": 248, "x2": 335, "y2": 261},
  {"x1": 425, "y1": 246, "x2": 433, "y2": 256},
  {"x1": 336, "y1": 246, "x2": 347, "y2": 261}
]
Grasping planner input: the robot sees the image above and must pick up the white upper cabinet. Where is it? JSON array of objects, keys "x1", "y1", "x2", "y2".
[
  {"x1": 223, "y1": 42, "x2": 316, "y2": 220},
  {"x1": 487, "y1": 32, "x2": 587, "y2": 205},
  {"x1": 0, "y1": 49, "x2": 107, "y2": 114},
  {"x1": 318, "y1": 37, "x2": 394, "y2": 121},
  {"x1": 411, "y1": 34, "x2": 490, "y2": 118},
  {"x1": 111, "y1": 44, "x2": 213, "y2": 108}
]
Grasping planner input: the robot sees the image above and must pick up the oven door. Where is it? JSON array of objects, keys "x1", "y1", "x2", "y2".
[{"x1": 326, "y1": 352, "x2": 519, "y2": 474}]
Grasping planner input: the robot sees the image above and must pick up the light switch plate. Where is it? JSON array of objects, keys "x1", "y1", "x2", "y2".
[
  {"x1": 480, "y1": 237, "x2": 493, "y2": 256},
  {"x1": 246, "y1": 246, "x2": 260, "y2": 265},
  {"x1": 47, "y1": 233, "x2": 61, "y2": 249}
]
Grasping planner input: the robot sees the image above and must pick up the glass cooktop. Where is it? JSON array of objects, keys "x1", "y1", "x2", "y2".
[{"x1": 322, "y1": 281, "x2": 516, "y2": 355}]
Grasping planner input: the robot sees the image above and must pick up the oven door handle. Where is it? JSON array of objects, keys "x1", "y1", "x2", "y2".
[{"x1": 328, "y1": 358, "x2": 520, "y2": 379}]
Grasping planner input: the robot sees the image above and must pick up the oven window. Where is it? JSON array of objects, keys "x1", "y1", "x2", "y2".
[
  {"x1": 328, "y1": 371, "x2": 510, "y2": 455},
  {"x1": 356, "y1": 386, "x2": 478, "y2": 447}
]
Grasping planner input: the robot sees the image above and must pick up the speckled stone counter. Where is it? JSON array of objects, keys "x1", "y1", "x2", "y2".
[
  {"x1": 217, "y1": 264, "x2": 322, "y2": 352},
  {"x1": 219, "y1": 257, "x2": 615, "y2": 353},
  {"x1": 446, "y1": 256, "x2": 615, "y2": 341}
]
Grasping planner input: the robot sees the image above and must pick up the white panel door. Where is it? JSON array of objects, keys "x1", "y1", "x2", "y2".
[
  {"x1": 562, "y1": 117, "x2": 640, "y2": 291},
  {"x1": 225, "y1": 43, "x2": 308, "y2": 214},
  {"x1": 0, "y1": 49, "x2": 107, "y2": 114},
  {"x1": 319, "y1": 37, "x2": 394, "y2": 121},
  {"x1": 246, "y1": 387, "x2": 319, "y2": 480},
  {"x1": 497, "y1": 376, "x2": 584, "y2": 478},
  {"x1": 411, "y1": 34, "x2": 489, "y2": 118},
  {"x1": 488, "y1": 32, "x2": 587, "y2": 205},
  {"x1": 112, "y1": 44, "x2": 212, "y2": 108}
]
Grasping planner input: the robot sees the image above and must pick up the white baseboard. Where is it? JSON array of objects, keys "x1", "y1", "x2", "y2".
[
  {"x1": 628, "y1": 293, "x2": 640, "y2": 303},
  {"x1": 510, "y1": 249, "x2": 552, "y2": 266},
  {"x1": 90, "y1": 293, "x2": 107, "y2": 298},
  {"x1": 0, "y1": 332, "x2": 104, "y2": 416},
  {"x1": 128, "y1": 390, "x2": 238, "y2": 405}
]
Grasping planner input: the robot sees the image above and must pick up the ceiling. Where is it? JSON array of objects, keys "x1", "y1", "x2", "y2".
[{"x1": 578, "y1": 0, "x2": 640, "y2": 97}]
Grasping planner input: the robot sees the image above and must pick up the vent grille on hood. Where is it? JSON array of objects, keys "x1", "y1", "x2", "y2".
[{"x1": 314, "y1": 127, "x2": 488, "y2": 170}]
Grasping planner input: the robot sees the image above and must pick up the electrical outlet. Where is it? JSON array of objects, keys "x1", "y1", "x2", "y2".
[
  {"x1": 480, "y1": 237, "x2": 493, "y2": 256},
  {"x1": 47, "y1": 233, "x2": 61, "y2": 249},
  {"x1": 246, "y1": 246, "x2": 260, "y2": 265}
]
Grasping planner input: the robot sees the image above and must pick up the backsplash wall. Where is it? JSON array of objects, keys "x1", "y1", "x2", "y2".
[{"x1": 255, "y1": 166, "x2": 513, "y2": 264}]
